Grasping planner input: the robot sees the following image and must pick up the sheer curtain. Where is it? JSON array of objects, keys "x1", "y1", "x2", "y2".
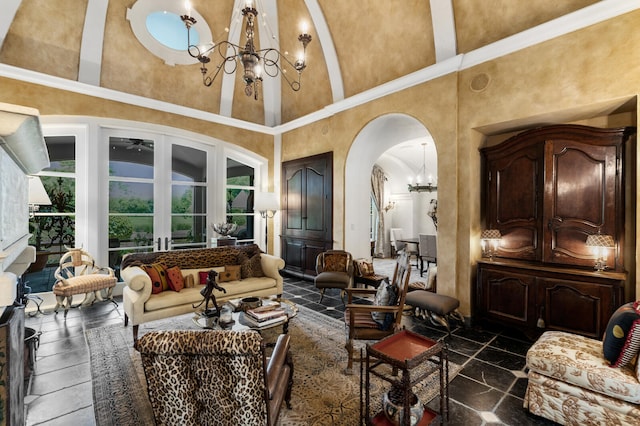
[{"x1": 371, "y1": 165, "x2": 387, "y2": 258}]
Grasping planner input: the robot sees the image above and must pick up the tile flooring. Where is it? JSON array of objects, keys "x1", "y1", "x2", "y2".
[{"x1": 23, "y1": 262, "x2": 558, "y2": 425}]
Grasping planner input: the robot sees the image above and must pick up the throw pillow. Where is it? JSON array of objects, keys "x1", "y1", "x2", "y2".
[
  {"x1": 372, "y1": 282, "x2": 398, "y2": 330},
  {"x1": 239, "y1": 253, "x2": 265, "y2": 279},
  {"x1": 602, "y1": 301, "x2": 640, "y2": 367},
  {"x1": 425, "y1": 266, "x2": 437, "y2": 291},
  {"x1": 184, "y1": 274, "x2": 195, "y2": 288},
  {"x1": 355, "y1": 259, "x2": 374, "y2": 276},
  {"x1": 165, "y1": 266, "x2": 184, "y2": 292},
  {"x1": 218, "y1": 265, "x2": 241, "y2": 282},
  {"x1": 142, "y1": 263, "x2": 169, "y2": 294},
  {"x1": 323, "y1": 253, "x2": 347, "y2": 272},
  {"x1": 199, "y1": 270, "x2": 215, "y2": 285}
]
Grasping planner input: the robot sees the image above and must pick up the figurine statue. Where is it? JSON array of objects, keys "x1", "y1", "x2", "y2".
[{"x1": 192, "y1": 270, "x2": 227, "y2": 316}]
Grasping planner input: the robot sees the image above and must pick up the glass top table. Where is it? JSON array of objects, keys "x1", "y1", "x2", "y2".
[{"x1": 192, "y1": 297, "x2": 298, "y2": 333}]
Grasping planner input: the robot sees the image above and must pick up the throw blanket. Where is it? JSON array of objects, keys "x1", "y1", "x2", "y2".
[{"x1": 121, "y1": 244, "x2": 263, "y2": 270}]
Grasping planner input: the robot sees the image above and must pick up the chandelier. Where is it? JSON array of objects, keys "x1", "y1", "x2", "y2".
[
  {"x1": 181, "y1": 1, "x2": 312, "y2": 100},
  {"x1": 408, "y1": 143, "x2": 437, "y2": 192}
]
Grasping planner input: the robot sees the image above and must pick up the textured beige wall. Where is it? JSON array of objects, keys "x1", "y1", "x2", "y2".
[{"x1": 1, "y1": 9, "x2": 639, "y2": 317}]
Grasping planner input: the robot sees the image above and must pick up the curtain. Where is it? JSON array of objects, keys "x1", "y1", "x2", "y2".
[{"x1": 371, "y1": 165, "x2": 387, "y2": 258}]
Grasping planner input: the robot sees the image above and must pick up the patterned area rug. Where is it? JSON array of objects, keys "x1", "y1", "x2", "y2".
[{"x1": 87, "y1": 305, "x2": 460, "y2": 425}]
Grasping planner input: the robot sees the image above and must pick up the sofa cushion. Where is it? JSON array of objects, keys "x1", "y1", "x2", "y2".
[
  {"x1": 122, "y1": 245, "x2": 262, "y2": 270},
  {"x1": 142, "y1": 263, "x2": 169, "y2": 294},
  {"x1": 219, "y1": 265, "x2": 241, "y2": 282},
  {"x1": 603, "y1": 301, "x2": 640, "y2": 367},
  {"x1": 354, "y1": 259, "x2": 374, "y2": 277},
  {"x1": 165, "y1": 266, "x2": 184, "y2": 292},
  {"x1": 527, "y1": 331, "x2": 640, "y2": 404}
]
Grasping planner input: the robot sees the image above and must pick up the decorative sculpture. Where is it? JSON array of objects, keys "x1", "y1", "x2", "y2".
[
  {"x1": 427, "y1": 198, "x2": 438, "y2": 230},
  {"x1": 192, "y1": 270, "x2": 227, "y2": 316}
]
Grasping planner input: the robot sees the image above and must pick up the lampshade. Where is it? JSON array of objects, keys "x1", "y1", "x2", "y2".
[
  {"x1": 481, "y1": 229, "x2": 501, "y2": 240},
  {"x1": 28, "y1": 176, "x2": 51, "y2": 205},
  {"x1": 586, "y1": 234, "x2": 615, "y2": 248},
  {"x1": 254, "y1": 192, "x2": 279, "y2": 212}
]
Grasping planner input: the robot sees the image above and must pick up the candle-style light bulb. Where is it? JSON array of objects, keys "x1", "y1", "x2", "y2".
[{"x1": 184, "y1": 0, "x2": 192, "y2": 16}]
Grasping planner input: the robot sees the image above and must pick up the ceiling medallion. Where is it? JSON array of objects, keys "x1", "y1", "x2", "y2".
[{"x1": 182, "y1": 0, "x2": 312, "y2": 100}]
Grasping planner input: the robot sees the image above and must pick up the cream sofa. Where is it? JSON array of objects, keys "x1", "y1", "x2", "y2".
[{"x1": 121, "y1": 244, "x2": 285, "y2": 339}]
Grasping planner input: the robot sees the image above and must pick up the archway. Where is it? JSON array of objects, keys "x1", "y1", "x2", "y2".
[{"x1": 344, "y1": 114, "x2": 435, "y2": 259}]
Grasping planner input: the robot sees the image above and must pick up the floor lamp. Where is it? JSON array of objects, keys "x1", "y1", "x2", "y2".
[{"x1": 254, "y1": 192, "x2": 279, "y2": 254}]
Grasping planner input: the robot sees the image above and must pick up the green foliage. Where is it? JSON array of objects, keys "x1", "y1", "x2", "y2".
[{"x1": 109, "y1": 216, "x2": 134, "y2": 240}]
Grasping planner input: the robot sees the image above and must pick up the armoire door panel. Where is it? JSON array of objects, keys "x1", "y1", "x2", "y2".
[
  {"x1": 485, "y1": 143, "x2": 542, "y2": 260},
  {"x1": 543, "y1": 139, "x2": 618, "y2": 266},
  {"x1": 305, "y1": 168, "x2": 326, "y2": 232}
]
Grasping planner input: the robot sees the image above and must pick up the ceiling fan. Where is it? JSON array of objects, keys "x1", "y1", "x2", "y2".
[{"x1": 124, "y1": 138, "x2": 154, "y2": 152}]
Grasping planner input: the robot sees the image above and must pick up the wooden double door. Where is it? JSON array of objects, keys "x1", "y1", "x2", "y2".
[{"x1": 280, "y1": 152, "x2": 333, "y2": 278}]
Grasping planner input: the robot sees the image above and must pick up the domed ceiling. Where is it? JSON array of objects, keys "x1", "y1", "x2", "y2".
[{"x1": 0, "y1": 0, "x2": 632, "y2": 131}]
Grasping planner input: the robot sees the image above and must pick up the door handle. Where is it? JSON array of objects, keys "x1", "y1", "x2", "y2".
[
  {"x1": 164, "y1": 237, "x2": 169, "y2": 251},
  {"x1": 157, "y1": 237, "x2": 161, "y2": 251}
]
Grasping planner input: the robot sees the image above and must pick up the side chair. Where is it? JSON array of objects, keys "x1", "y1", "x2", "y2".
[
  {"x1": 314, "y1": 250, "x2": 354, "y2": 303},
  {"x1": 343, "y1": 252, "x2": 411, "y2": 374}
]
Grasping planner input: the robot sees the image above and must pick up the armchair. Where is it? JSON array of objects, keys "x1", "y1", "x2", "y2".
[
  {"x1": 343, "y1": 252, "x2": 411, "y2": 374},
  {"x1": 418, "y1": 233, "x2": 437, "y2": 276},
  {"x1": 52, "y1": 247, "x2": 117, "y2": 318},
  {"x1": 314, "y1": 250, "x2": 354, "y2": 303},
  {"x1": 135, "y1": 329, "x2": 294, "y2": 426}
]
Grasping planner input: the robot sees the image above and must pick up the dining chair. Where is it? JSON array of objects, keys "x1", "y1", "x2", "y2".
[{"x1": 418, "y1": 234, "x2": 437, "y2": 276}]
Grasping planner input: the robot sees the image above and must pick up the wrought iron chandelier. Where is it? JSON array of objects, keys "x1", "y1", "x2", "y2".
[
  {"x1": 408, "y1": 143, "x2": 437, "y2": 192},
  {"x1": 181, "y1": 1, "x2": 312, "y2": 100}
]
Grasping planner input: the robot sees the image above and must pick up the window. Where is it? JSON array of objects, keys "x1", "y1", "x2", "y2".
[
  {"x1": 225, "y1": 158, "x2": 255, "y2": 243},
  {"x1": 26, "y1": 136, "x2": 76, "y2": 292}
]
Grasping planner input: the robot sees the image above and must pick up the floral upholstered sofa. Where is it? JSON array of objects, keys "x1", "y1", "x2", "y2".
[
  {"x1": 121, "y1": 244, "x2": 284, "y2": 339},
  {"x1": 525, "y1": 330, "x2": 640, "y2": 425}
]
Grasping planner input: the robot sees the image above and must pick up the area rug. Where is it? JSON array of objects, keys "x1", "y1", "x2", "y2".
[{"x1": 86, "y1": 305, "x2": 460, "y2": 425}]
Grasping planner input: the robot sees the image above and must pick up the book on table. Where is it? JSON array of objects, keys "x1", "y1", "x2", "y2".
[
  {"x1": 246, "y1": 304, "x2": 285, "y2": 322},
  {"x1": 243, "y1": 313, "x2": 287, "y2": 327}
]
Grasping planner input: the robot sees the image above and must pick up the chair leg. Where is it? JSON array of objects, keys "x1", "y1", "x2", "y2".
[
  {"x1": 345, "y1": 338, "x2": 354, "y2": 375},
  {"x1": 285, "y1": 352, "x2": 294, "y2": 410},
  {"x1": 318, "y1": 288, "x2": 325, "y2": 303}
]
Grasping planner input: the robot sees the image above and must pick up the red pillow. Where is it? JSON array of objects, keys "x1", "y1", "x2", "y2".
[
  {"x1": 200, "y1": 270, "x2": 219, "y2": 285},
  {"x1": 165, "y1": 266, "x2": 184, "y2": 292},
  {"x1": 142, "y1": 263, "x2": 169, "y2": 294}
]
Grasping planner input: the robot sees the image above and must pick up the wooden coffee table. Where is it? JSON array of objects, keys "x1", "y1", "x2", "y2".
[{"x1": 192, "y1": 297, "x2": 298, "y2": 334}]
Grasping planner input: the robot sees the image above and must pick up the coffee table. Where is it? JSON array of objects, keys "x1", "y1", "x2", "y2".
[{"x1": 192, "y1": 297, "x2": 298, "y2": 334}]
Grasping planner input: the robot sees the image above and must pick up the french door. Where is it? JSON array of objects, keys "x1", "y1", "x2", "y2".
[{"x1": 106, "y1": 130, "x2": 213, "y2": 274}]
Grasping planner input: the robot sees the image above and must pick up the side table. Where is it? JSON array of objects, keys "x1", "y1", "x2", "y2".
[
  {"x1": 362, "y1": 329, "x2": 449, "y2": 425},
  {"x1": 355, "y1": 274, "x2": 388, "y2": 289}
]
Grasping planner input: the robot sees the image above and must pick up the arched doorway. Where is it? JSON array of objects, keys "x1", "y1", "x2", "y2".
[{"x1": 345, "y1": 114, "x2": 435, "y2": 259}]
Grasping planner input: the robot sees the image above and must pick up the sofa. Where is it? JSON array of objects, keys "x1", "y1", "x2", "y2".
[{"x1": 121, "y1": 244, "x2": 285, "y2": 339}]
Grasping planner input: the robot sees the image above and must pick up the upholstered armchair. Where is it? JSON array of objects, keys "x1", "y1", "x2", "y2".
[
  {"x1": 135, "y1": 329, "x2": 293, "y2": 426},
  {"x1": 343, "y1": 252, "x2": 411, "y2": 374},
  {"x1": 314, "y1": 250, "x2": 354, "y2": 303},
  {"x1": 525, "y1": 302, "x2": 640, "y2": 424}
]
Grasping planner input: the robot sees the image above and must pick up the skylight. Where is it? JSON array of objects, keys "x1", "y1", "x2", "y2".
[
  {"x1": 127, "y1": 0, "x2": 211, "y2": 66},
  {"x1": 146, "y1": 11, "x2": 198, "y2": 51}
]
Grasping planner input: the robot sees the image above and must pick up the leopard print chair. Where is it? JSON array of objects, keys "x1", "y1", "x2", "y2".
[{"x1": 135, "y1": 329, "x2": 293, "y2": 426}]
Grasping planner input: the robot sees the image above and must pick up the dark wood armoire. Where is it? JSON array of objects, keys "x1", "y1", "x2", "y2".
[
  {"x1": 280, "y1": 152, "x2": 333, "y2": 279},
  {"x1": 476, "y1": 124, "x2": 635, "y2": 339}
]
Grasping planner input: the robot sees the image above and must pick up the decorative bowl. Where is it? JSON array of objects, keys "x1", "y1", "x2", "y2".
[
  {"x1": 212, "y1": 222, "x2": 237, "y2": 237},
  {"x1": 240, "y1": 297, "x2": 262, "y2": 311},
  {"x1": 382, "y1": 385, "x2": 423, "y2": 426}
]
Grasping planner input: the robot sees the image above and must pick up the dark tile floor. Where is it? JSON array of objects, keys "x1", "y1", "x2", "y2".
[{"x1": 23, "y1": 264, "x2": 558, "y2": 425}]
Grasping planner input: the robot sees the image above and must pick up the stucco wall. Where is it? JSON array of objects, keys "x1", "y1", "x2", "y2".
[{"x1": 0, "y1": 10, "x2": 639, "y2": 318}]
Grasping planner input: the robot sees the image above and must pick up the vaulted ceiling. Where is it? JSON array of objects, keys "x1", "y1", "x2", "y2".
[{"x1": 0, "y1": 0, "x2": 630, "y2": 134}]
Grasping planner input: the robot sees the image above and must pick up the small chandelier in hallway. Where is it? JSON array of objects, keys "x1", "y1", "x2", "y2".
[
  {"x1": 408, "y1": 143, "x2": 437, "y2": 192},
  {"x1": 181, "y1": 0, "x2": 312, "y2": 100}
]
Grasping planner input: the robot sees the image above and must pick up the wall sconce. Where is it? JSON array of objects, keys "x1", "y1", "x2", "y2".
[
  {"x1": 28, "y1": 176, "x2": 51, "y2": 218},
  {"x1": 481, "y1": 229, "x2": 501, "y2": 260},
  {"x1": 586, "y1": 233, "x2": 615, "y2": 271},
  {"x1": 384, "y1": 201, "x2": 395, "y2": 212},
  {"x1": 254, "y1": 192, "x2": 279, "y2": 218}
]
